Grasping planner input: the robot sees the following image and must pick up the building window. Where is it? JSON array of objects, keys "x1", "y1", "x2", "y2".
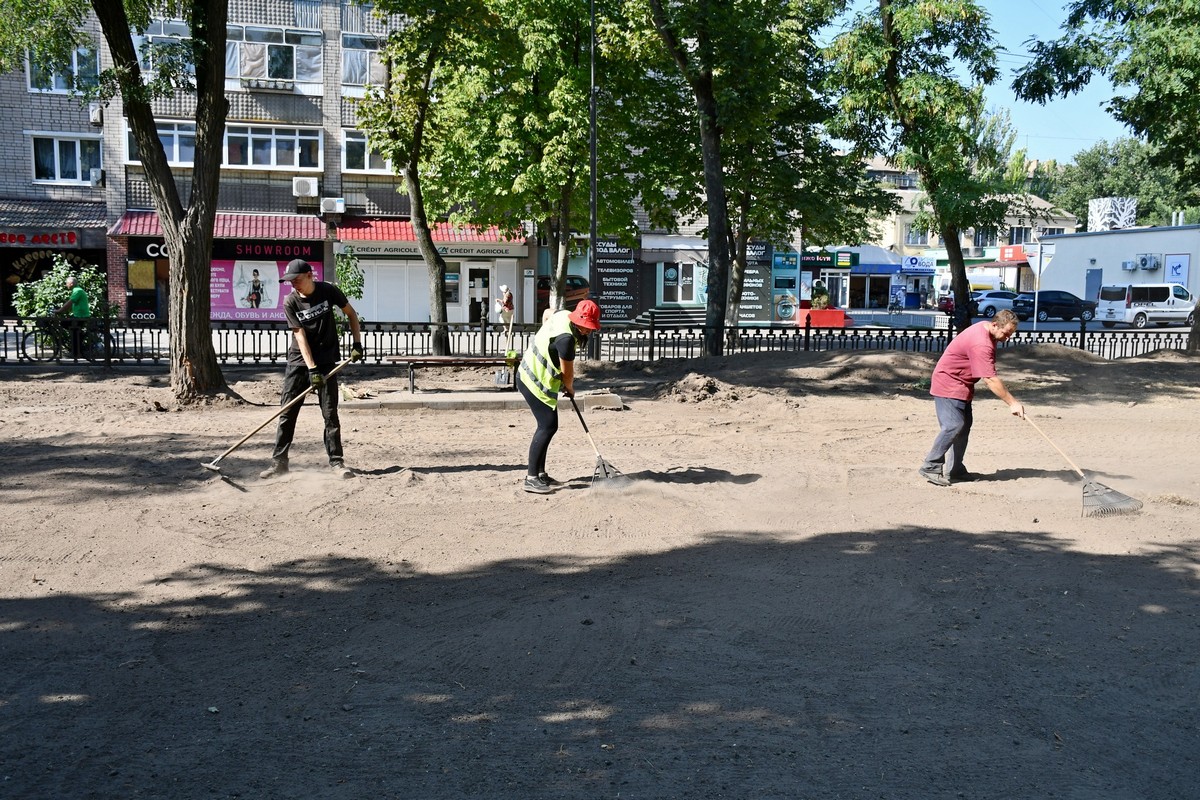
[
  {"x1": 973, "y1": 228, "x2": 998, "y2": 247},
  {"x1": 904, "y1": 223, "x2": 928, "y2": 246},
  {"x1": 1008, "y1": 227, "x2": 1032, "y2": 245},
  {"x1": 32, "y1": 135, "x2": 101, "y2": 183},
  {"x1": 1040, "y1": 227, "x2": 1064, "y2": 237},
  {"x1": 227, "y1": 25, "x2": 323, "y2": 83},
  {"x1": 28, "y1": 45, "x2": 99, "y2": 92},
  {"x1": 134, "y1": 19, "x2": 196, "y2": 78},
  {"x1": 342, "y1": 34, "x2": 386, "y2": 86},
  {"x1": 127, "y1": 122, "x2": 196, "y2": 165},
  {"x1": 343, "y1": 130, "x2": 390, "y2": 172},
  {"x1": 225, "y1": 125, "x2": 321, "y2": 169}
]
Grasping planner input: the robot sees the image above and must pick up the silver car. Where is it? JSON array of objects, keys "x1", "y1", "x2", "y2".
[{"x1": 972, "y1": 290, "x2": 1018, "y2": 318}]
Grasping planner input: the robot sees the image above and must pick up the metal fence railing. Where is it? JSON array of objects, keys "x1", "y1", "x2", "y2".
[{"x1": 0, "y1": 315, "x2": 1193, "y2": 367}]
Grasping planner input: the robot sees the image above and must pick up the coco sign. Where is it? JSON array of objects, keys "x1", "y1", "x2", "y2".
[{"x1": 0, "y1": 230, "x2": 79, "y2": 247}]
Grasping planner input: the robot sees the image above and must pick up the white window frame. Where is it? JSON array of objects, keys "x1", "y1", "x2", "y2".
[
  {"x1": 27, "y1": 45, "x2": 99, "y2": 93},
  {"x1": 134, "y1": 19, "x2": 196, "y2": 78},
  {"x1": 341, "y1": 33, "x2": 385, "y2": 87},
  {"x1": 224, "y1": 125, "x2": 323, "y2": 171},
  {"x1": 1008, "y1": 226, "x2": 1033, "y2": 245},
  {"x1": 125, "y1": 121, "x2": 197, "y2": 166},
  {"x1": 904, "y1": 223, "x2": 929, "y2": 246},
  {"x1": 29, "y1": 131, "x2": 103, "y2": 184},
  {"x1": 343, "y1": 130, "x2": 391, "y2": 173},
  {"x1": 227, "y1": 24, "x2": 323, "y2": 85}
]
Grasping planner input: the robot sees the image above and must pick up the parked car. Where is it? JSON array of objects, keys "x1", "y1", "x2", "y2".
[
  {"x1": 972, "y1": 290, "x2": 1019, "y2": 318},
  {"x1": 1012, "y1": 290, "x2": 1097, "y2": 322},
  {"x1": 535, "y1": 274, "x2": 590, "y2": 317},
  {"x1": 1097, "y1": 283, "x2": 1196, "y2": 328},
  {"x1": 936, "y1": 293, "x2": 978, "y2": 316}
]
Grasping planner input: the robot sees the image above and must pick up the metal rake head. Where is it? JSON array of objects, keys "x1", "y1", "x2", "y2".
[{"x1": 1082, "y1": 480, "x2": 1143, "y2": 517}]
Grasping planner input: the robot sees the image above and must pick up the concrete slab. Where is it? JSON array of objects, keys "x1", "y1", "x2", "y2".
[{"x1": 342, "y1": 390, "x2": 624, "y2": 412}]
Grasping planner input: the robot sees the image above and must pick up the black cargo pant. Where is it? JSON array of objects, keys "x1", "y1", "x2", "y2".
[{"x1": 269, "y1": 361, "x2": 344, "y2": 466}]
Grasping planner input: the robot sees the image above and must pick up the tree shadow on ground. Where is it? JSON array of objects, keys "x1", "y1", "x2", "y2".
[{"x1": 2, "y1": 529, "x2": 1197, "y2": 799}]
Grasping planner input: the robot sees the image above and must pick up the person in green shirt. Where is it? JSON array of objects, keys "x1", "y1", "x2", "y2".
[{"x1": 58, "y1": 276, "x2": 91, "y2": 357}]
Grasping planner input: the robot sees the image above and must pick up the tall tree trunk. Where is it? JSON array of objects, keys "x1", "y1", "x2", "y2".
[
  {"x1": 549, "y1": 189, "x2": 573, "y2": 314},
  {"x1": 940, "y1": 222, "x2": 972, "y2": 331},
  {"x1": 647, "y1": 0, "x2": 731, "y2": 356},
  {"x1": 695, "y1": 79, "x2": 731, "y2": 356},
  {"x1": 93, "y1": 0, "x2": 228, "y2": 399},
  {"x1": 407, "y1": 165, "x2": 451, "y2": 355},
  {"x1": 725, "y1": 192, "x2": 751, "y2": 326},
  {"x1": 401, "y1": 48, "x2": 450, "y2": 354}
]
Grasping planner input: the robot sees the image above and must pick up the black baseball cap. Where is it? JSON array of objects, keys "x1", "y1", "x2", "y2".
[{"x1": 280, "y1": 259, "x2": 313, "y2": 282}]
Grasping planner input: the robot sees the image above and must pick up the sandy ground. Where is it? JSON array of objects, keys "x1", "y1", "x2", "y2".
[{"x1": 2, "y1": 345, "x2": 1199, "y2": 799}]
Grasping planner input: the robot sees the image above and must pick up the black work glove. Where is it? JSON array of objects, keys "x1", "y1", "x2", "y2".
[
  {"x1": 310, "y1": 371, "x2": 326, "y2": 390},
  {"x1": 350, "y1": 342, "x2": 365, "y2": 362}
]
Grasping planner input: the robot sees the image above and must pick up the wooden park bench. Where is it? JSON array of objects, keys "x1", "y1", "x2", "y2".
[{"x1": 383, "y1": 354, "x2": 521, "y2": 393}]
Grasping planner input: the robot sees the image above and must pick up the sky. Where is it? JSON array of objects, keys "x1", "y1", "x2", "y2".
[{"x1": 985, "y1": 0, "x2": 1130, "y2": 164}]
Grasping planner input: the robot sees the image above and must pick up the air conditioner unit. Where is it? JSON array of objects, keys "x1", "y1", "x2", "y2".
[
  {"x1": 320, "y1": 197, "x2": 346, "y2": 214},
  {"x1": 87, "y1": 102, "x2": 103, "y2": 127},
  {"x1": 1121, "y1": 260, "x2": 1138, "y2": 271},
  {"x1": 292, "y1": 177, "x2": 319, "y2": 197},
  {"x1": 1139, "y1": 253, "x2": 1161, "y2": 271}
]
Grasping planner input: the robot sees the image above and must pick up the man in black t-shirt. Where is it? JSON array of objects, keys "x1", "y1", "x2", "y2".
[{"x1": 261, "y1": 259, "x2": 364, "y2": 480}]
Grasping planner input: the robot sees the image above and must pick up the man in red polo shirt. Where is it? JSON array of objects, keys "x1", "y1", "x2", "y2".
[{"x1": 920, "y1": 309, "x2": 1025, "y2": 486}]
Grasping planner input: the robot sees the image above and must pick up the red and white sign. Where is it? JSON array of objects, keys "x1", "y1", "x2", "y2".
[{"x1": 999, "y1": 245, "x2": 1026, "y2": 262}]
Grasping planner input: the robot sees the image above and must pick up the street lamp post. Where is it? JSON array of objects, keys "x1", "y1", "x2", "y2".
[{"x1": 587, "y1": 0, "x2": 599, "y2": 357}]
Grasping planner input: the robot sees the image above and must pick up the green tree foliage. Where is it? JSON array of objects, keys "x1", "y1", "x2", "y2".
[
  {"x1": 0, "y1": 0, "x2": 231, "y2": 398},
  {"x1": 1043, "y1": 138, "x2": 1191, "y2": 230},
  {"x1": 1013, "y1": 0, "x2": 1200, "y2": 188},
  {"x1": 334, "y1": 245, "x2": 366, "y2": 337},
  {"x1": 826, "y1": 0, "x2": 1026, "y2": 330},
  {"x1": 359, "y1": 0, "x2": 504, "y2": 353},
  {"x1": 615, "y1": 0, "x2": 896, "y2": 328},
  {"x1": 13, "y1": 254, "x2": 116, "y2": 319}
]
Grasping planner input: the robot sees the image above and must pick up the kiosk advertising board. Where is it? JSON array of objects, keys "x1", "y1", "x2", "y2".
[
  {"x1": 593, "y1": 239, "x2": 639, "y2": 322},
  {"x1": 737, "y1": 241, "x2": 774, "y2": 325}
]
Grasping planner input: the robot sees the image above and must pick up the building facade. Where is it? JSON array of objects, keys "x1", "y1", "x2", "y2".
[{"x1": 0, "y1": 0, "x2": 536, "y2": 324}]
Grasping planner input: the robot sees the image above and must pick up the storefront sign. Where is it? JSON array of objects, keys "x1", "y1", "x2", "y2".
[
  {"x1": 209, "y1": 259, "x2": 324, "y2": 321},
  {"x1": 0, "y1": 230, "x2": 80, "y2": 247},
  {"x1": 593, "y1": 239, "x2": 639, "y2": 322},
  {"x1": 336, "y1": 241, "x2": 528, "y2": 258},
  {"x1": 737, "y1": 242, "x2": 773, "y2": 325}
]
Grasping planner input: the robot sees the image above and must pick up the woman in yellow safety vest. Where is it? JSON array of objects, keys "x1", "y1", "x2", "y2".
[{"x1": 517, "y1": 299, "x2": 602, "y2": 494}]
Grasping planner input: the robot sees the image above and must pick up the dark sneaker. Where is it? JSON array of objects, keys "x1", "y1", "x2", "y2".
[
  {"x1": 918, "y1": 468, "x2": 951, "y2": 487},
  {"x1": 523, "y1": 476, "x2": 552, "y2": 494},
  {"x1": 259, "y1": 462, "x2": 289, "y2": 479},
  {"x1": 331, "y1": 463, "x2": 354, "y2": 479},
  {"x1": 947, "y1": 471, "x2": 977, "y2": 482},
  {"x1": 538, "y1": 472, "x2": 562, "y2": 486}
]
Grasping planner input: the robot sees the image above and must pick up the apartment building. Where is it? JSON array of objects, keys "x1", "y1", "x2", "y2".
[{"x1": 0, "y1": 0, "x2": 534, "y2": 323}]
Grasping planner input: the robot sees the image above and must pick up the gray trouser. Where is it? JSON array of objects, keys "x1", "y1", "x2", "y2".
[{"x1": 921, "y1": 396, "x2": 972, "y2": 476}]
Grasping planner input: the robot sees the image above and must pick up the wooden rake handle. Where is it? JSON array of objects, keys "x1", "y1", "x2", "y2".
[
  {"x1": 1024, "y1": 416, "x2": 1086, "y2": 479},
  {"x1": 568, "y1": 394, "x2": 603, "y2": 459}
]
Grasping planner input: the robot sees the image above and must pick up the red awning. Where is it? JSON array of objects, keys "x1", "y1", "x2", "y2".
[
  {"x1": 109, "y1": 211, "x2": 326, "y2": 240},
  {"x1": 336, "y1": 218, "x2": 509, "y2": 242}
]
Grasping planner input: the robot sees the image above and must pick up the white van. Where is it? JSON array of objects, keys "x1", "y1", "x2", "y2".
[{"x1": 1096, "y1": 283, "x2": 1196, "y2": 328}]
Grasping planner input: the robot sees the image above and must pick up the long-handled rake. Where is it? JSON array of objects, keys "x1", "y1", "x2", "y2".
[
  {"x1": 1025, "y1": 416, "x2": 1142, "y2": 517},
  {"x1": 568, "y1": 395, "x2": 627, "y2": 486},
  {"x1": 202, "y1": 356, "x2": 354, "y2": 476}
]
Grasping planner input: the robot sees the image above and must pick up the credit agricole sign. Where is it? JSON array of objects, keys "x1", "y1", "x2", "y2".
[{"x1": 335, "y1": 241, "x2": 529, "y2": 258}]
